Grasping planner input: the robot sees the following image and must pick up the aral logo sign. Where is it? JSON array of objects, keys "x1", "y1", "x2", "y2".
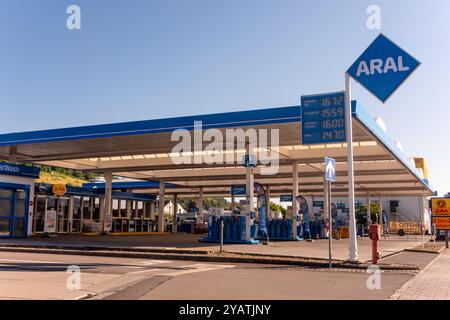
[
  {"x1": 432, "y1": 198, "x2": 450, "y2": 216},
  {"x1": 347, "y1": 34, "x2": 420, "y2": 103}
]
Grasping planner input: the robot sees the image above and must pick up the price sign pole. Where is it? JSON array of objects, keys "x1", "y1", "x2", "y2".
[
  {"x1": 345, "y1": 74, "x2": 358, "y2": 262},
  {"x1": 325, "y1": 157, "x2": 336, "y2": 268},
  {"x1": 328, "y1": 179, "x2": 332, "y2": 268}
]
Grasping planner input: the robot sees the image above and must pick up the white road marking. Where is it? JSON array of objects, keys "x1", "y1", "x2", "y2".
[
  {"x1": 0, "y1": 258, "x2": 64, "y2": 264},
  {"x1": 119, "y1": 260, "x2": 172, "y2": 267},
  {"x1": 138, "y1": 260, "x2": 171, "y2": 265},
  {"x1": 157, "y1": 263, "x2": 235, "y2": 276},
  {"x1": 126, "y1": 268, "x2": 163, "y2": 275},
  {"x1": 125, "y1": 263, "x2": 235, "y2": 276}
]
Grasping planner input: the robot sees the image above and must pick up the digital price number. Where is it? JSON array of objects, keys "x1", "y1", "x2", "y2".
[{"x1": 301, "y1": 92, "x2": 347, "y2": 145}]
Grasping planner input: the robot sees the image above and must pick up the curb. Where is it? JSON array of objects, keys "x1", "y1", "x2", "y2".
[
  {"x1": 0, "y1": 245, "x2": 420, "y2": 271},
  {"x1": 0, "y1": 243, "x2": 211, "y2": 255}
]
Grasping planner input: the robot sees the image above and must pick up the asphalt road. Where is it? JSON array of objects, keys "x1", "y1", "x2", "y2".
[{"x1": 0, "y1": 251, "x2": 417, "y2": 300}]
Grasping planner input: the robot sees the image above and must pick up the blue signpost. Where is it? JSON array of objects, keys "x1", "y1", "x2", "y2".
[
  {"x1": 231, "y1": 185, "x2": 246, "y2": 195},
  {"x1": 243, "y1": 154, "x2": 257, "y2": 167},
  {"x1": 344, "y1": 34, "x2": 420, "y2": 262},
  {"x1": 347, "y1": 34, "x2": 420, "y2": 103},
  {"x1": 325, "y1": 157, "x2": 336, "y2": 181},
  {"x1": 324, "y1": 157, "x2": 336, "y2": 268},
  {"x1": 279, "y1": 195, "x2": 293, "y2": 202},
  {"x1": 301, "y1": 92, "x2": 346, "y2": 145}
]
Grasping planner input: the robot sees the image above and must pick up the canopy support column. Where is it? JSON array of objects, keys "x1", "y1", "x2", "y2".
[
  {"x1": 379, "y1": 195, "x2": 384, "y2": 235},
  {"x1": 158, "y1": 180, "x2": 165, "y2": 232},
  {"x1": 173, "y1": 194, "x2": 178, "y2": 233},
  {"x1": 245, "y1": 164, "x2": 254, "y2": 241},
  {"x1": 102, "y1": 171, "x2": 113, "y2": 233},
  {"x1": 197, "y1": 187, "x2": 204, "y2": 221},
  {"x1": 292, "y1": 162, "x2": 299, "y2": 239}
]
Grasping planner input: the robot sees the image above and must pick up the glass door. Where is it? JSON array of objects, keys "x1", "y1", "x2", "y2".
[
  {"x1": 33, "y1": 196, "x2": 47, "y2": 233},
  {"x1": 0, "y1": 189, "x2": 13, "y2": 236},
  {"x1": 12, "y1": 189, "x2": 28, "y2": 237},
  {"x1": 57, "y1": 197, "x2": 70, "y2": 233},
  {"x1": 0, "y1": 187, "x2": 29, "y2": 237},
  {"x1": 71, "y1": 196, "x2": 82, "y2": 233}
]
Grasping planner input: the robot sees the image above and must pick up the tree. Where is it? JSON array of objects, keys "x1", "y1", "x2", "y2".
[
  {"x1": 357, "y1": 202, "x2": 380, "y2": 224},
  {"x1": 270, "y1": 202, "x2": 286, "y2": 217}
]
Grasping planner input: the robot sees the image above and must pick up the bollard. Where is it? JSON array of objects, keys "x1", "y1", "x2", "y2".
[
  {"x1": 369, "y1": 224, "x2": 381, "y2": 264},
  {"x1": 220, "y1": 220, "x2": 224, "y2": 254}
]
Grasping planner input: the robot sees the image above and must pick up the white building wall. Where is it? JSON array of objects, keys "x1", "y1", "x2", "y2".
[{"x1": 305, "y1": 195, "x2": 429, "y2": 223}]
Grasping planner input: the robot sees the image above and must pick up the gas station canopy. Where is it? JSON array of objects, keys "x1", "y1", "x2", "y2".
[{"x1": 0, "y1": 101, "x2": 434, "y2": 197}]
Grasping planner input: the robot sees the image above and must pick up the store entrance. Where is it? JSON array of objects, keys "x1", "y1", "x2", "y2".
[
  {"x1": 33, "y1": 196, "x2": 70, "y2": 233},
  {"x1": 0, "y1": 185, "x2": 29, "y2": 238}
]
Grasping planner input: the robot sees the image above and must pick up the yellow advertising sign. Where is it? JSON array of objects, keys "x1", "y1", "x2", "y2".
[
  {"x1": 389, "y1": 221, "x2": 420, "y2": 235},
  {"x1": 338, "y1": 226, "x2": 349, "y2": 239},
  {"x1": 432, "y1": 198, "x2": 450, "y2": 216},
  {"x1": 413, "y1": 157, "x2": 429, "y2": 179},
  {"x1": 52, "y1": 184, "x2": 67, "y2": 196},
  {"x1": 433, "y1": 217, "x2": 450, "y2": 230}
]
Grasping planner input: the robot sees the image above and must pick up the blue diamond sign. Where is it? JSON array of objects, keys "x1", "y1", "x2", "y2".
[{"x1": 347, "y1": 34, "x2": 420, "y2": 103}]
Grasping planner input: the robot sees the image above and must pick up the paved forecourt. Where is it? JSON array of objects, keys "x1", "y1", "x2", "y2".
[{"x1": 0, "y1": 233, "x2": 428, "y2": 263}]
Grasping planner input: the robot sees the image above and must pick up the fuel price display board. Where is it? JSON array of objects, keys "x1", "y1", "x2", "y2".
[{"x1": 301, "y1": 91, "x2": 346, "y2": 145}]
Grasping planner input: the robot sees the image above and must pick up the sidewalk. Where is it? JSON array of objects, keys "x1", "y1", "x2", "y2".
[{"x1": 392, "y1": 249, "x2": 450, "y2": 300}]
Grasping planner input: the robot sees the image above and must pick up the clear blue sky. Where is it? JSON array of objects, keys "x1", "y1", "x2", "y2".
[{"x1": 1, "y1": 0, "x2": 449, "y2": 194}]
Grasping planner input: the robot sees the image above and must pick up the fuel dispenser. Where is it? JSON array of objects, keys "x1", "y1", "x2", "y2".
[
  {"x1": 369, "y1": 224, "x2": 382, "y2": 264},
  {"x1": 200, "y1": 183, "x2": 260, "y2": 244}
]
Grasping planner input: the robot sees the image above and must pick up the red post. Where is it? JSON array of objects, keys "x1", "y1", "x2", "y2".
[{"x1": 369, "y1": 224, "x2": 381, "y2": 264}]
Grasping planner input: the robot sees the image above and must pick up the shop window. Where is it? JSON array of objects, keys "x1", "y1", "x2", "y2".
[
  {"x1": 0, "y1": 198, "x2": 11, "y2": 218},
  {"x1": 47, "y1": 198, "x2": 57, "y2": 210},
  {"x1": 0, "y1": 189, "x2": 12, "y2": 198},
  {"x1": 14, "y1": 197, "x2": 26, "y2": 218},
  {"x1": 337, "y1": 201, "x2": 345, "y2": 209},
  {"x1": 0, "y1": 219, "x2": 9, "y2": 236},
  {"x1": 12, "y1": 219, "x2": 24, "y2": 237},
  {"x1": 390, "y1": 200, "x2": 399, "y2": 213}
]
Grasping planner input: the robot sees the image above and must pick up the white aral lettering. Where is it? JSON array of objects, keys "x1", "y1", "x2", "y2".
[
  {"x1": 383, "y1": 57, "x2": 398, "y2": 73},
  {"x1": 356, "y1": 61, "x2": 370, "y2": 77},
  {"x1": 397, "y1": 56, "x2": 410, "y2": 72},
  {"x1": 356, "y1": 56, "x2": 410, "y2": 77},
  {"x1": 370, "y1": 59, "x2": 383, "y2": 75}
]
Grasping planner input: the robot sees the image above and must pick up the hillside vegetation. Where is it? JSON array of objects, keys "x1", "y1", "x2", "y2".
[{"x1": 36, "y1": 171, "x2": 87, "y2": 187}]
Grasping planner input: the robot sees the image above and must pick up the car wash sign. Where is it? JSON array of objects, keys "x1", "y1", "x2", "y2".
[
  {"x1": 0, "y1": 162, "x2": 40, "y2": 179},
  {"x1": 347, "y1": 34, "x2": 420, "y2": 103}
]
